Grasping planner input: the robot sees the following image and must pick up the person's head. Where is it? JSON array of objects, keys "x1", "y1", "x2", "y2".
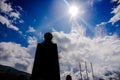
[
  {"x1": 44, "y1": 32, "x2": 53, "y2": 42},
  {"x1": 66, "y1": 75, "x2": 72, "y2": 80}
]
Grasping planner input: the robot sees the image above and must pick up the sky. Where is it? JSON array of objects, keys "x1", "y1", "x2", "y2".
[{"x1": 0, "y1": 0, "x2": 120, "y2": 79}]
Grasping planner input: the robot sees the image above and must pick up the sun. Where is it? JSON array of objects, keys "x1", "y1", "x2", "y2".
[
  {"x1": 69, "y1": 5, "x2": 79, "y2": 17},
  {"x1": 68, "y1": 5, "x2": 85, "y2": 19}
]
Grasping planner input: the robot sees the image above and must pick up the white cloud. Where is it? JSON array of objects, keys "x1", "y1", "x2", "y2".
[
  {"x1": 88, "y1": 0, "x2": 94, "y2": 7},
  {"x1": 0, "y1": 0, "x2": 23, "y2": 31},
  {"x1": 0, "y1": 42, "x2": 33, "y2": 73},
  {"x1": 27, "y1": 26, "x2": 36, "y2": 33},
  {"x1": 0, "y1": 20, "x2": 120, "y2": 79},
  {"x1": 0, "y1": 36, "x2": 37, "y2": 73},
  {"x1": 0, "y1": 0, "x2": 13, "y2": 13},
  {"x1": 19, "y1": 20, "x2": 24, "y2": 23},
  {"x1": 28, "y1": 36, "x2": 37, "y2": 45},
  {"x1": 10, "y1": 11, "x2": 20, "y2": 19},
  {"x1": 27, "y1": 36, "x2": 37, "y2": 57},
  {"x1": 0, "y1": 15, "x2": 9, "y2": 25},
  {"x1": 9, "y1": 24, "x2": 19, "y2": 31},
  {"x1": 18, "y1": 6, "x2": 23, "y2": 11},
  {"x1": 112, "y1": 0, "x2": 120, "y2": 3},
  {"x1": 87, "y1": 0, "x2": 102, "y2": 7},
  {"x1": 52, "y1": 22, "x2": 120, "y2": 79},
  {"x1": 95, "y1": 22, "x2": 107, "y2": 37},
  {"x1": 112, "y1": 0, "x2": 117, "y2": 2},
  {"x1": 0, "y1": 15, "x2": 19, "y2": 31},
  {"x1": 109, "y1": 0, "x2": 120, "y2": 24}
]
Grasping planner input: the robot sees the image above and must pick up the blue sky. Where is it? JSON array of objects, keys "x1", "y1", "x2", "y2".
[
  {"x1": 0, "y1": 0, "x2": 120, "y2": 79},
  {"x1": 23, "y1": 0, "x2": 119, "y2": 34},
  {"x1": 0, "y1": 0, "x2": 120, "y2": 46}
]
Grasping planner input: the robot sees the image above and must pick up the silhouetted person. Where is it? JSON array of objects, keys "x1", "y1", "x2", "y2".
[
  {"x1": 66, "y1": 75, "x2": 72, "y2": 80},
  {"x1": 30, "y1": 32, "x2": 60, "y2": 80}
]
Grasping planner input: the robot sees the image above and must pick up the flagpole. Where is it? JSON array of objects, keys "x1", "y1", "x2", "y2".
[
  {"x1": 79, "y1": 62, "x2": 83, "y2": 80},
  {"x1": 85, "y1": 61, "x2": 89, "y2": 80},
  {"x1": 90, "y1": 62, "x2": 94, "y2": 80}
]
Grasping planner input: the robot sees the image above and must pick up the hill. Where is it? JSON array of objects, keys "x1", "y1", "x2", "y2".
[{"x1": 0, "y1": 64, "x2": 30, "y2": 80}]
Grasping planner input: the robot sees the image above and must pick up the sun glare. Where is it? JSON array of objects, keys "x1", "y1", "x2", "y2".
[{"x1": 69, "y1": 5, "x2": 79, "y2": 17}]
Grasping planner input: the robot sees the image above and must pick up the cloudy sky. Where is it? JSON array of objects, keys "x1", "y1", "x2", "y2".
[{"x1": 0, "y1": 0, "x2": 120, "y2": 79}]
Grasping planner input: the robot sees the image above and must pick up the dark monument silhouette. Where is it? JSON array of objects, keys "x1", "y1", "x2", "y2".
[
  {"x1": 17, "y1": 74, "x2": 28, "y2": 80},
  {"x1": 66, "y1": 75, "x2": 72, "y2": 80},
  {"x1": 30, "y1": 32, "x2": 60, "y2": 80}
]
